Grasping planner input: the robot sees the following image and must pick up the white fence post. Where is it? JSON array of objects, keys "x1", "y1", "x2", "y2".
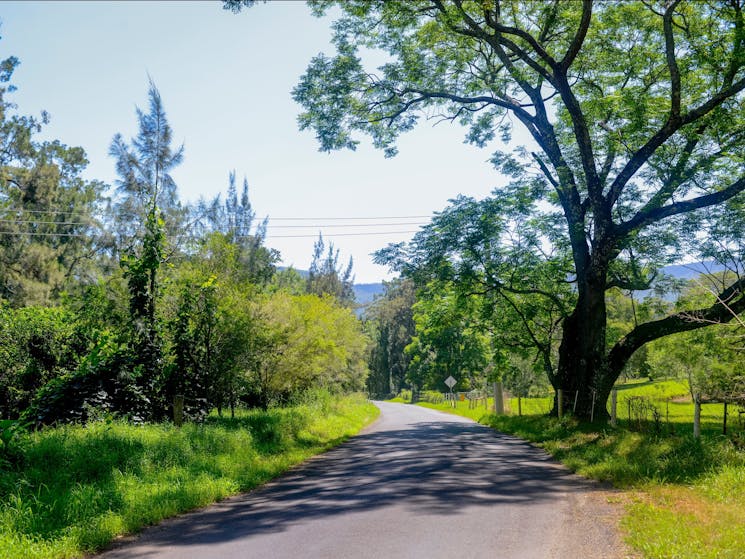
[{"x1": 590, "y1": 389, "x2": 596, "y2": 423}]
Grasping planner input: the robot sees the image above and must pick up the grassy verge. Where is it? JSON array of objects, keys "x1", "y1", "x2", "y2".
[
  {"x1": 415, "y1": 390, "x2": 745, "y2": 559},
  {"x1": 0, "y1": 393, "x2": 378, "y2": 559}
]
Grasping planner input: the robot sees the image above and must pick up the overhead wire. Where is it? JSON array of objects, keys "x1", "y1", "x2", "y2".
[
  {"x1": 0, "y1": 208, "x2": 430, "y2": 239},
  {"x1": 0, "y1": 207, "x2": 430, "y2": 221},
  {"x1": 267, "y1": 230, "x2": 421, "y2": 239}
]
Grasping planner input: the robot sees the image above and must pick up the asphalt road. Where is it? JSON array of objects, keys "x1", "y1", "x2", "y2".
[{"x1": 99, "y1": 402, "x2": 625, "y2": 559}]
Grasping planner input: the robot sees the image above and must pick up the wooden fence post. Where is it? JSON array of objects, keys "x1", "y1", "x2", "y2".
[
  {"x1": 610, "y1": 389, "x2": 617, "y2": 427},
  {"x1": 174, "y1": 395, "x2": 184, "y2": 427},
  {"x1": 493, "y1": 381, "x2": 504, "y2": 415},
  {"x1": 557, "y1": 389, "x2": 564, "y2": 419},
  {"x1": 723, "y1": 401, "x2": 728, "y2": 435},
  {"x1": 693, "y1": 394, "x2": 701, "y2": 439}
]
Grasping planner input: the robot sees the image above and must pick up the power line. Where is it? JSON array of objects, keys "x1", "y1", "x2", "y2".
[
  {"x1": 0, "y1": 230, "x2": 97, "y2": 238},
  {"x1": 0, "y1": 219, "x2": 425, "y2": 230},
  {"x1": 267, "y1": 215, "x2": 430, "y2": 221},
  {"x1": 1, "y1": 207, "x2": 430, "y2": 221},
  {"x1": 0, "y1": 218, "x2": 99, "y2": 226},
  {"x1": 0, "y1": 217, "x2": 427, "y2": 228},
  {"x1": 0, "y1": 208, "x2": 105, "y2": 218},
  {"x1": 265, "y1": 222, "x2": 428, "y2": 229},
  {"x1": 0, "y1": 229, "x2": 420, "y2": 239},
  {"x1": 267, "y1": 230, "x2": 420, "y2": 239}
]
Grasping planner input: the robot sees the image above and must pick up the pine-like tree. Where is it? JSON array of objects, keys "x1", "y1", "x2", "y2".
[
  {"x1": 111, "y1": 80, "x2": 182, "y2": 419},
  {"x1": 307, "y1": 233, "x2": 355, "y2": 306},
  {"x1": 110, "y1": 79, "x2": 184, "y2": 248}
]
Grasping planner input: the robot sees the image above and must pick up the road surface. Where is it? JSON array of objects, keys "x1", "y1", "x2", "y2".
[{"x1": 99, "y1": 401, "x2": 625, "y2": 559}]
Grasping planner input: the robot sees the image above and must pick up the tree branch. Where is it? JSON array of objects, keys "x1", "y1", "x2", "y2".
[
  {"x1": 480, "y1": 0, "x2": 558, "y2": 68},
  {"x1": 663, "y1": 0, "x2": 683, "y2": 119},
  {"x1": 531, "y1": 151, "x2": 559, "y2": 188},
  {"x1": 608, "y1": 275, "x2": 745, "y2": 370},
  {"x1": 617, "y1": 175, "x2": 745, "y2": 236},
  {"x1": 397, "y1": 87, "x2": 535, "y2": 123},
  {"x1": 560, "y1": 0, "x2": 592, "y2": 70},
  {"x1": 608, "y1": 74, "x2": 745, "y2": 206}
]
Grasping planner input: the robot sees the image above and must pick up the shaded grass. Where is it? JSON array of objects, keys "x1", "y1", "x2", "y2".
[
  {"x1": 412, "y1": 388, "x2": 745, "y2": 559},
  {"x1": 0, "y1": 394, "x2": 378, "y2": 559}
]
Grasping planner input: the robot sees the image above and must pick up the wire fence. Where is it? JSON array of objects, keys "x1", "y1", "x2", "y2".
[{"x1": 420, "y1": 385, "x2": 745, "y2": 437}]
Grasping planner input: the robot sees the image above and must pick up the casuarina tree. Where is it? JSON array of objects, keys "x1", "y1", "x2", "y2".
[{"x1": 111, "y1": 80, "x2": 183, "y2": 418}]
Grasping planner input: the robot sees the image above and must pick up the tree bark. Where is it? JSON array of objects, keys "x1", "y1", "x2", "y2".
[
  {"x1": 557, "y1": 267, "x2": 745, "y2": 420},
  {"x1": 555, "y1": 261, "x2": 613, "y2": 420}
]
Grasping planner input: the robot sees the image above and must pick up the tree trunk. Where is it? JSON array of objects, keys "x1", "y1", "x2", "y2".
[{"x1": 555, "y1": 265, "x2": 616, "y2": 421}]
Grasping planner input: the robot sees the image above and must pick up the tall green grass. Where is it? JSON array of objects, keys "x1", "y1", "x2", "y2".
[{"x1": 0, "y1": 393, "x2": 378, "y2": 559}]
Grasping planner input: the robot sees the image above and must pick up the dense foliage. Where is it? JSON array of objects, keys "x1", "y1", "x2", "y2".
[{"x1": 0, "y1": 55, "x2": 369, "y2": 425}]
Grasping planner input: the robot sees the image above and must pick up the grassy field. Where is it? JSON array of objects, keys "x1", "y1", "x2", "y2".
[
  {"x1": 414, "y1": 381, "x2": 745, "y2": 559},
  {"x1": 0, "y1": 393, "x2": 379, "y2": 559}
]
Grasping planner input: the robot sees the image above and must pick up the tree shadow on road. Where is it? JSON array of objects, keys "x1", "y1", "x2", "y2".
[{"x1": 100, "y1": 410, "x2": 599, "y2": 556}]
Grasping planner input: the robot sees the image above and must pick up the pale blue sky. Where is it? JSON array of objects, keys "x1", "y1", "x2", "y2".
[{"x1": 1, "y1": 0, "x2": 511, "y2": 283}]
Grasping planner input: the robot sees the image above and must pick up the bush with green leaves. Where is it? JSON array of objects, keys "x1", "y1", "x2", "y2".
[
  {"x1": 22, "y1": 333, "x2": 148, "y2": 427},
  {"x1": 0, "y1": 305, "x2": 88, "y2": 419}
]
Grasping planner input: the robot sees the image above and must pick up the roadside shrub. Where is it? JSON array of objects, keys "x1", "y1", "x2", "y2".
[
  {"x1": 0, "y1": 420, "x2": 24, "y2": 469},
  {"x1": 0, "y1": 306, "x2": 87, "y2": 419},
  {"x1": 625, "y1": 395, "x2": 661, "y2": 432},
  {"x1": 22, "y1": 333, "x2": 148, "y2": 427}
]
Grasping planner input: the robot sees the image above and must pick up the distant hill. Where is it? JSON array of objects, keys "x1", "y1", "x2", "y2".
[
  {"x1": 279, "y1": 267, "x2": 385, "y2": 310},
  {"x1": 286, "y1": 262, "x2": 721, "y2": 314},
  {"x1": 348, "y1": 263, "x2": 720, "y2": 310},
  {"x1": 660, "y1": 262, "x2": 726, "y2": 280},
  {"x1": 353, "y1": 283, "x2": 385, "y2": 307}
]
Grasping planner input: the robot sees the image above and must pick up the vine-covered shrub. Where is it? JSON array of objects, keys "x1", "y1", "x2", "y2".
[
  {"x1": 0, "y1": 305, "x2": 87, "y2": 419},
  {"x1": 22, "y1": 333, "x2": 149, "y2": 427}
]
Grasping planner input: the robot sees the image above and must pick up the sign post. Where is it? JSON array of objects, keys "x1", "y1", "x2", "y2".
[{"x1": 444, "y1": 376, "x2": 457, "y2": 407}]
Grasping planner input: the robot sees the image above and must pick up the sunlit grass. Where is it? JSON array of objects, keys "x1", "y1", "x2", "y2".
[{"x1": 0, "y1": 394, "x2": 378, "y2": 559}]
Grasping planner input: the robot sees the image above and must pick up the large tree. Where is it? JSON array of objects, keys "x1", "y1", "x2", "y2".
[
  {"x1": 306, "y1": 233, "x2": 356, "y2": 306},
  {"x1": 194, "y1": 171, "x2": 279, "y2": 285},
  {"x1": 0, "y1": 55, "x2": 106, "y2": 306},
  {"x1": 110, "y1": 78, "x2": 185, "y2": 247},
  {"x1": 232, "y1": 0, "x2": 745, "y2": 419},
  {"x1": 111, "y1": 81, "x2": 182, "y2": 419}
]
